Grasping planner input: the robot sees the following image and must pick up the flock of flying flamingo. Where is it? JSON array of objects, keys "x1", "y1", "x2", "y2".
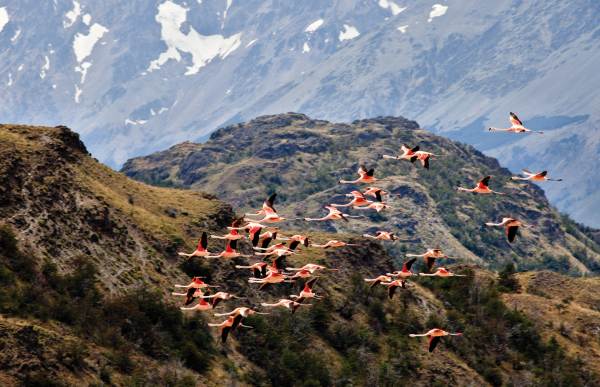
[{"x1": 172, "y1": 113, "x2": 558, "y2": 353}]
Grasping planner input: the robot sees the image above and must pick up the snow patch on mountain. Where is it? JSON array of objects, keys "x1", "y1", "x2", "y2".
[
  {"x1": 11, "y1": 28, "x2": 21, "y2": 43},
  {"x1": 222, "y1": 0, "x2": 233, "y2": 27},
  {"x1": 339, "y1": 24, "x2": 359, "y2": 41},
  {"x1": 75, "y1": 61, "x2": 91, "y2": 83},
  {"x1": 82, "y1": 13, "x2": 91, "y2": 26},
  {"x1": 63, "y1": 1, "x2": 81, "y2": 28},
  {"x1": 246, "y1": 38, "x2": 257, "y2": 47},
  {"x1": 73, "y1": 23, "x2": 108, "y2": 63},
  {"x1": 39, "y1": 56, "x2": 50, "y2": 79},
  {"x1": 378, "y1": 0, "x2": 406, "y2": 16},
  {"x1": 397, "y1": 24, "x2": 408, "y2": 33},
  {"x1": 0, "y1": 7, "x2": 9, "y2": 33},
  {"x1": 428, "y1": 4, "x2": 448, "y2": 22},
  {"x1": 74, "y1": 85, "x2": 82, "y2": 103},
  {"x1": 305, "y1": 19, "x2": 324, "y2": 33},
  {"x1": 148, "y1": 0, "x2": 242, "y2": 76},
  {"x1": 302, "y1": 42, "x2": 310, "y2": 53}
]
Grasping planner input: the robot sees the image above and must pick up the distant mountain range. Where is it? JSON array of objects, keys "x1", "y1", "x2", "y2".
[{"x1": 1, "y1": 0, "x2": 599, "y2": 226}]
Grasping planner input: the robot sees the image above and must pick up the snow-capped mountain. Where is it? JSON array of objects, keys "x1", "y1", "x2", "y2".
[{"x1": 1, "y1": 0, "x2": 599, "y2": 226}]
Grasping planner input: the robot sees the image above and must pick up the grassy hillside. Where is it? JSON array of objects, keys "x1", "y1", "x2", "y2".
[
  {"x1": 122, "y1": 113, "x2": 600, "y2": 273},
  {"x1": 2, "y1": 122, "x2": 599, "y2": 386}
]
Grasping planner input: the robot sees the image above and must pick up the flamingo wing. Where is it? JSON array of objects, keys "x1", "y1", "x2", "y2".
[
  {"x1": 260, "y1": 237, "x2": 273, "y2": 249},
  {"x1": 366, "y1": 168, "x2": 375, "y2": 177},
  {"x1": 506, "y1": 225, "x2": 519, "y2": 243},
  {"x1": 289, "y1": 240, "x2": 300, "y2": 251},
  {"x1": 184, "y1": 287, "x2": 196, "y2": 306},
  {"x1": 228, "y1": 239, "x2": 238, "y2": 251},
  {"x1": 509, "y1": 112, "x2": 523, "y2": 127},
  {"x1": 359, "y1": 165, "x2": 368, "y2": 176},
  {"x1": 251, "y1": 231, "x2": 261, "y2": 247},
  {"x1": 212, "y1": 297, "x2": 222, "y2": 308},
  {"x1": 265, "y1": 193, "x2": 277, "y2": 212},
  {"x1": 428, "y1": 336, "x2": 441, "y2": 352},
  {"x1": 199, "y1": 232, "x2": 208, "y2": 250},
  {"x1": 405, "y1": 258, "x2": 417, "y2": 271},
  {"x1": 375, "y1": 190, "x2": 382, "y2": 202},
  {"x1": 306, "y1": 277, "x2": 318, "y2": 289},
  {"x1": 231, "y1": 314, "x2": 244, "y2": 331},
  {"x1": 388, "y1": 285, "x2": 398, "y2": 299},
  {"x1": 539, "y1": 171, "x2": 548, "y2": 177},
  {"x1": 480, "y1": 176, "x2": 491, "y2": 187},
  {"x1": 423, "y1": 156, "x2": 430, "y2": 170},
  {"x1": 221, "y1": 326, "x2": 232, "y2": 343},
  {"x1": 425, "y1": 257, "x2": 436, "y2": 273}
]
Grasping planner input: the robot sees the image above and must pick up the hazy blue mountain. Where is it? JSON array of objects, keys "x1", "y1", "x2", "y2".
[{"x1": 1, "y1": 0, "x2": 599, "y2": 225}]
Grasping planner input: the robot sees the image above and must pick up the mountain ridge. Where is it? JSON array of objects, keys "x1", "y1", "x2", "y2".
[{"x1": 123, "y1": 112, "x2": 600, "y2": 274}]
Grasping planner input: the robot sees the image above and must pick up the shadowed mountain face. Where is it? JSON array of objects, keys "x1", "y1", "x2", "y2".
[
  {"x1": 122, "y1": 113, "x2": 600, "y2": 274},
  {"x1": 1, "y1": 123, "x2": 600, "y2": 386},
  {"x1": 2, "y1": 0, "x2": 599, "y2": 225}
]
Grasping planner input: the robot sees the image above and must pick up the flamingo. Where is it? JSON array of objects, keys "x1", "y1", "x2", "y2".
[
  {"x1": 331, "y1": 191, "x2": 373, "y2": 207},
  {"x1": 406, "y1": 249, "x2": 448, "y2": 273},
  {"x1": 363, "y1": 187, "x2": 388, "y2": 202},
  {"x1": 208, "y1": 316, "x2": 253, "y2": 344},
  {"x1": 211, "y1": 218, "x2": 245, "y2": 241},
  {"x1": 363, "y1": 231, "x2": 397, "y2": 241},
  {"x1": 235, "y1": 261, "x2": 269, "y2": 278},
  {"x1": 214, "y1": 306, "x2": 269, "y2": 320},
  {"x1": 286, "y1": 263, "x2": 338, "y2": 274},
  {"x1": 248, "y1": 262, "x2": 295, "y2": 290},
  {"x1": 177, "y1": 232, "x2": 212, "y2": 258},
  {"x1": 485, "y1": 217, "x2": 524, "y2": 243},
  {"x1": 387, "y1": 258, "x2": 417, "y2": 279},
  {"x1": 173, "y1": 277, "x2": 218, "y2": 290},
  {"x1": 409, "y1": 328, "x2": 462, "y2": 352},
  {"x1": 311, "y1": 240, "x2": 360, "y2": 249},
  {"x1": 245, "y1": 193, "x2": 278, "y2": 217},
  {"x1": 353, "y1": 201, "x2": 392, "y2": 212},
  {"x1": 287, "y1": 268, "x2": 313, "y2": 279},
  {"x1": 172, "y1": 287, "x2": 206, "y2": 306},
  {"x1": 278, "y1": 234, "x2": 310, "y2": 248},
  {"x1": 290, "y1": 278, "x2": 322, "y2": 304},
  {"x1": 412, "y1": 151, "x2": 440, "y2": 170},
  {"x1": 339, "y1": 165, "x2": 379, "y2": 184},
  {"x1": 206, "y1": 239, "x2": 252, "y2": 259},
  {"x1": 228, "y1": 221, "x2": 266, "y2": 246},
  {"x1": 304, "y1": 206, "x2": 361, "y2": 222},
  {"x1": 253, "y1": 242, "x2": 288, "y2": 253},
  {"x1": 419, "y1": 267, "x2": 466, "y2": 277},
  {"x1": 261, "y1": 299, "x2": 311, "y2": 314},
  {"x1": 457, "y1": 176, "x2": 507, "y2": 195},
  {"x1": 511, "y1": 169, "x2": 562, "y2": 182},
  {"x1": 201, "y1": 292, "x2": 242, "y2": 308},
  {"x1": 257, "y1": 229, "x2": 279, "y2": 249},
  {"x1": 488, "y1": 112, "x2": 543, "y2": 134},
  {"x1": 383, "y1": 144, "x2": 420, "y2": 161},
  {"x1": 180, "y1": 297, "x2": 213, "y2": 311},
  {"x1": 379, "y1": 279, "x2": 407, "y2": 299},
  {"x1": 364, "y1": 275, "x2": 393, "y2": 288},
  {"x1": 254, "y1": 245, "x2": 296, "y2": 258}
]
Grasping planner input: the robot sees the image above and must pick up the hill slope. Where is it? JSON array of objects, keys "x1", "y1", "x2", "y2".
[
  {"x1": 123, "y1": 113, "x2": 600, "y2": 274},
  {"x1": 2, "y1": 122, "x2": 600, "y2": 386}
]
